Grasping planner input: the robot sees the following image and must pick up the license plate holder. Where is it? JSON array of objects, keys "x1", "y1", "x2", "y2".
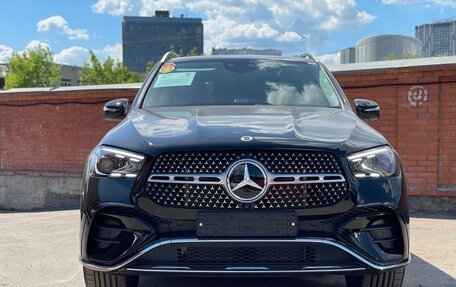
[{"x1": 196, "y1": 212, "x2": 298, "y2": 237}]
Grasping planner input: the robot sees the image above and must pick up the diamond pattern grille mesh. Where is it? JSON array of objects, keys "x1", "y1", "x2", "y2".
[
  {"x1": 146, "y1": 182, "x2": 348, "y2": 209},
  {"x1": 146, "y1": 151, "x2": 348, "y2": 209},
  {"x1": 151, "y1": 151, "x2": 342, "y2": 174},
  {"x1": 147, "y1": 183, "x2": 239, "y2": 209}
]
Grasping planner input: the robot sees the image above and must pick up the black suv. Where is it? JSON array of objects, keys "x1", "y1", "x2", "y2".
[{"x1": 80, "y1": 53, "x2": 409, "y2": 287}]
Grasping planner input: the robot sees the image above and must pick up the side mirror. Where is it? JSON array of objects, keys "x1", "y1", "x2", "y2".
[
  {"x1": 103, "y1": 98, "x2": 129, "y2": 121},
  {"x1": 354, "y1": 98, "x2": 380, "y2": 120}
]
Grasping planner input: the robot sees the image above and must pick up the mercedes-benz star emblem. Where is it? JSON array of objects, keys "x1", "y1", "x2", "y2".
[
  {"x1": 226, "y1": 159, "x2": 268, "y2": 203},
  {"x1": 240, "y1": 136, "x2": 253, "y2": 141}
]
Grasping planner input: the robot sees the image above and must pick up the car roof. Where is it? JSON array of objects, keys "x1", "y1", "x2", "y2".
[{"x1": 170, "y1": 54, "x2": 316, "y2": 63}]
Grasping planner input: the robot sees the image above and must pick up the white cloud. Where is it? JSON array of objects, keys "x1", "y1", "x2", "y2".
[
  {"x1": 0, "y1": 41, "x2": 53, "y2": 63},
  {"x1": 37, "y1": 15, "x2": 89, "y2": 40},
  {"x1": 0, "y1": 45, "x2": 13, "y2": 63},
  {"x1": 382, "y1": 0, "x2": 456, "y2": 6},
  {"x1": 25, "y1": 40, "x2": 51, "y2": 51},
  {"x1": 91, "y1": 0, "x2": 375, "y2": 54},
  {"x1": 0, "y1": 40, "x2": 121, "y2": 67},
  {"x1": 54, "y1": 43, "x2": 123, "y2": 66},
  {"x1": 92, "y1": 0, "x2": 137, "y2": 16},
  {"x1": 92, "y1": 0, "x2": 184, "y2": 16},
  {"x1": 54, "y1": 46, "x2": 90, "y2": 65},
  {"x1": 316, "y1": 51, "x2": 341, "y2": 69},
  {"x1": 97, "y1": 43, "x2": 122, "y2": 62},
  {"x1": 139, "y1": 0, "x2": 184, "y2": 16},
  {"x1": 194, "y1": 0, "x2": 375, "y2": 54},
  {"x1": 278, "y1": 31, "x2": 304, "y2": 42},
  {"x1": 231, "y1": 23, "x2": 279, "y2": 39},
  {"x1": 356, "y1": 11, "x2": 376, "y2": 25}
]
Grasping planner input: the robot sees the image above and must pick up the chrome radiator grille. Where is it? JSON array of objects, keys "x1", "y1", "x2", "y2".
[{"x1": 146, "y1": 151, "x2": 349, "y2": 210}]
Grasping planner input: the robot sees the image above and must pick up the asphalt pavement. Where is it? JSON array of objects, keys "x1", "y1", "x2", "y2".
[{"x1": 0, "y1": 210, "x2": 454, "y2": 287}]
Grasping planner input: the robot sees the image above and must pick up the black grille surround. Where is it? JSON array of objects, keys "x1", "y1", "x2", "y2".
[{"x1": 146, "y1": 151, "x2": 349, "y2": 210}]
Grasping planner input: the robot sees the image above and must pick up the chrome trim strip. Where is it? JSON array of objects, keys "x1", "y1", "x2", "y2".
[
  {"x1": 225, "y1": 267, "x2": 269, "y2": 271},
  {"x1": 303, "y1": 265, "x2": 345, "y2": 269},
  {"x1": 269, "y1": 173, "x2": 345, "y2": 185},
  {"x1": 147, "y1": 173, "x2": 346, "y2": 185},
  {"x1": 80, "y1": 237, "x2": 410, "y2": 273},
  {"x1": 126, "y1": 266, "x2": 366, "y2": 274},
  {"x1": 148, "y1": 173, "x2": 225, "y2": 185},
  {"x1": 148, "y1": 266, "x2": 191, "y2": 270}
]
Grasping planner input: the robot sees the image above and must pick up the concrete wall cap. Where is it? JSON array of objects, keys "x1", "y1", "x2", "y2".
[
  {"x1": 0, "y1": 82, "x2": 142, "y2": 94},
  {"x1": 331, "y1": 55, "x2": 456, "y2": 72}
]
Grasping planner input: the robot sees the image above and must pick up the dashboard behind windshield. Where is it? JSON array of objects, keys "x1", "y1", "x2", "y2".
[{"x1": 142, "y1": 58, "x2": 341, "y2": 108}]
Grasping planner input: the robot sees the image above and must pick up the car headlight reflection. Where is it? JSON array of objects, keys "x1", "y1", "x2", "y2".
[
  {"x1": 88, "y1": 146, "x2": 145, "y2": 178},
  {"x1": 347, "y1": 146, "x2": 397, "y2": 178}
]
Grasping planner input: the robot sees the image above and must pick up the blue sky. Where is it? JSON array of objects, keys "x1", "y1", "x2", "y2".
[{"x1": 0, "y1": 0, "x2": 454, "y2": 67}]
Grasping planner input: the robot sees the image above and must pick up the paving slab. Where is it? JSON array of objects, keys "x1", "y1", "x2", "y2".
[{"x1": 0, "y1": 210, "x2": 454, "y2": 287}]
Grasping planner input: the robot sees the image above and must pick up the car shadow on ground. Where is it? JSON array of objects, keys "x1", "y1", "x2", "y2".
[
  {"x1": 138, "y1": 253, "x2": 456, "y2": 287},
  {"x1": 406, "y1": 254, "x2": 456, "y2": 287},
  {"x1": 140, "y1": 274, "x2": 346, "y2": 287}
]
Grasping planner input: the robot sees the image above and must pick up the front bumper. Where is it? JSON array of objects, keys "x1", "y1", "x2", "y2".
[
  {"x1": 80, "y1": 149, "x2": 410, "y2": 276},
  {"x1": 80, "y1": 203, "x2": 410, "y2": 275},
  {"x1": 81, "y1": 237, "x2": 410, "y2": 275}
]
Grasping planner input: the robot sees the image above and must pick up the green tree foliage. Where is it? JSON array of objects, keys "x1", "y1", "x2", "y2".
[
  {"x1": 383, "y1": 53, "x2": 397, "y2": 61},
  {"x1": 405, "y1": 53, "x2": 419, "y2": 59},
  {"x1": 5, "y1": 46, "x2": 61, "y2": 89},
  {"x1": 188, "y1": 47, "x2": 199, "y2": 56},
  {"x1": 79, "y1": 51, "x2": 142, "y2": 85},
  {"x1": 144, "y1": 60, "x2": 155, "y2": 74}
]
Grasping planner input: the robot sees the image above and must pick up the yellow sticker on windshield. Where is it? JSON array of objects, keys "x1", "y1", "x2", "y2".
[{"x1": 159, "y1": 63, "x2": 175, "y2": 73}]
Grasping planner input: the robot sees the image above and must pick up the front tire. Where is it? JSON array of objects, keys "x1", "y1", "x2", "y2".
[
  {"x1": 83, "y1": 267, "x2": 139, "y2": 287},
  {"x1": 345, "y1": 267, "x2": 405, "y2": 287}
]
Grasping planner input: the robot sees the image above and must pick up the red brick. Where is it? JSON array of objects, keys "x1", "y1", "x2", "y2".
[{"x1": 0, "y1": 65, "x2": 454, "y2": 198}]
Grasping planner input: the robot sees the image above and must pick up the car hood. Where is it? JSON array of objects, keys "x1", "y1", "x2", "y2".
[{"x1": 101, "y1": 106, "x2": 387, "y2": 156}]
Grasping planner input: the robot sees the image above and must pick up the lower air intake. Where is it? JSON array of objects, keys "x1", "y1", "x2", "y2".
[
  {"x1": 176, "y1": 246, "x2": 317, "y2": 264},
  {"x1": 87, "y1": 214, "x2": 135, "y2": 262}
]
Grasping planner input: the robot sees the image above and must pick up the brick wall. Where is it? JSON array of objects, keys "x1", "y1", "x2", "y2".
[
  {"x1": 333, "y1": 63, "x2": 456, "y2": 197},
  {"x1": 0, "y1": 87, "x2": 137, "y2": 178},
  {"x1": 0, "y1": 63, "x2": 455, "y2": 203}
]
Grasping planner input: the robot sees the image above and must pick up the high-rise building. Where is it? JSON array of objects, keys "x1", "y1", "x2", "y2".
[
  {"x1": 212, "y1": 48, "x2": 282, "y2": 56},
  {"x1": 340, "y1": 47, "x2": 356, "y2": 64},
  {"x1": 356, "y1": 35, "x2": 422, "y2": 63},
  {"x1": 122, "y1": 11, "x2": 204, "y2": 73},
  {"x1": 416, "y1": 19, "x2": 456, "y2": 57}
]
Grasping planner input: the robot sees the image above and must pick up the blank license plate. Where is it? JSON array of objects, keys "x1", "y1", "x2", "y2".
[{"x1": 196, "y1": 212, "x2": 298, "y2": 237}]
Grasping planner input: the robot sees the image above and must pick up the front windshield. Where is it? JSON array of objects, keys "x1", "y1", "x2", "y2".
[{"x1": 142, "y1": 58, "x2": 341, "y2": 108}]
